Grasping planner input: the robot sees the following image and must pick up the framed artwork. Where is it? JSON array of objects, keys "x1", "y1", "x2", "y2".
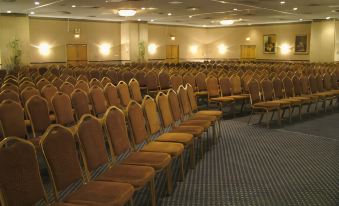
[
  {"x1": 263, "y1": 34, "x2": 276, "y2": 54},
  {"x1": 295, "y1": 34, "x2": 308, "y2": 54}
]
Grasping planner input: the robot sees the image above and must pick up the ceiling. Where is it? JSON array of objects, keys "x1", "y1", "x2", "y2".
[{"x1": 1, "y1": 0, "x2": 339, "y2": 27}]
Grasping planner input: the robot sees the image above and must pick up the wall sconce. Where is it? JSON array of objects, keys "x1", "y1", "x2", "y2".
[
  {"x1": 190, "y1": 45, "x2": 198, "y2": 54},
  {"x1": 148, "y1": 43, "x2": 157, "y2": 55},
  {"x1": 170, "y1": 35, "x2": 176, "y2": 41},
  {"x1": 74, "y1": 28, "x2": 80, "y2": 39},
  {"x1": 99, "y1": 43, "x2": 111, "y2": 56},
  {"x1": 218, "y1": 44, "x2": 227, "y2": 54},
  {"x1": 38, "y1": 43, "x2": 51, "y2": 56},
  {"x1": 280, "y1": 43, "x2": 291, "y2": 55}
]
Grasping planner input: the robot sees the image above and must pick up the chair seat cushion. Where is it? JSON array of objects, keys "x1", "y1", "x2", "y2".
[
  {"x1": 52, "y1": 203, "x2": 85, "y2": 206},
  {"x1": 171, "y1": 125, "x2": 204, "y2": 136},
  {"x1": 142, "y1": 141, "x2": 184, "y2": 157},
  {"x1": 156, "y1": 133, "x2": 193, "y2": 145},
  {"x1": 195, "y1": 110, "x2": 222, "y2": 117},
  {"x1": 210, "y1": 97, "x2": 234, "y2": 102},
  {"x1": 195, "y1": 91, "x2": 208, "y2": 96},
  {"x1": 121, "y1": 152, "x2": 171, "y2": 170},
  {"x1": 253, "y1": 101, "x2": 280, "y2": 108},
  {"x1": 180, "y1": 119, "x2": 211, "y2": 129},
  {"x1": 65, "y1": 181, "x2": 134, "y2": 206},
  {"x1": 228, "y1": 95, "x2": 250, "y2": 100},
  {"x1": 282, "y1": 98, "x2": 302, "y2": 104},
  {"x1": 96, "y1": 164, "x2": 155, "y2": 188},
  {"x1": 192, "y1": 114, "x2": 217, "y2": 122}
]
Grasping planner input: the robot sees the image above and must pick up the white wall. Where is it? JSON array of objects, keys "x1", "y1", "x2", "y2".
[{"x1": 335, "y1": 20, "x2": 339, "y2": 62}]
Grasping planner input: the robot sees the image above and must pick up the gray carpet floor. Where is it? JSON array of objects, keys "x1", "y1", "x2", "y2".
[{"x1": 157, "y1": 114, "x2": 339, "y2": 206}]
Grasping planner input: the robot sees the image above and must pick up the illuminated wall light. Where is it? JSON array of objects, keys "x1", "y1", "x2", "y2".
[
  {"x1": 148, "y1": 43, "x2": 157, "y2": 55},
  {"x1": 170, "y1": 35, "x2": 176, "y2": 41},
  {"x1": 220, "y1": 20, "x2": 234, "y2": 25},
  {"x1": 38, "y1": 43, "x2": 51, "y2": 56},
  {"x1": 118, "y1": 9, "x2": 136, "y2": 17},
  {"x1": 190, "y1": 45, "x2": 198, "y2": 54},
  {"x1": 74, "y1": 28, "x2": 80, "y2": 39},
  {"x1": 99, "y1": 43, "x2": 111, "y2": 56},
  {"x1": 246, "y1": 37, "x2": 251, "y2": 41},
  {"x1": 280, "y1": 43, "x2": 291, "y2": 55},
  {"x1": 34, "y1": 1, "x2": 40, "y2": 5},
  {"x1": 218, "y1": 44, "x2": 227, "y2": 54}
]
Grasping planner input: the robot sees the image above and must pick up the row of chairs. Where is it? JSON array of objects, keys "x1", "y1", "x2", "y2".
[{"x1": 0, "y1": 83, "x2": 222, "y2": 205}]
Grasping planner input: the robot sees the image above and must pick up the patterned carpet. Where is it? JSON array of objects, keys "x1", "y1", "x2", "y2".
[{"x1": 155, "y1": 117, "x2": 339, "y2": 206}]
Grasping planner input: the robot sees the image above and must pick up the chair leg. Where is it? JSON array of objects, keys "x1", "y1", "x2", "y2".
[
  {"x1": 165, "y1": 163, "x2": 173, "y2": 195},
  {"x1": 299, "y1": 105, "x2": 302, "y2": 120},
  {"x1": 288, "y1": 107, "x2": 292, "y2": 123},
  {"x1": 277, "y1": 108, "x2": 282, "y2": 126},
  {"x1": 190, "y1": 143, "x2": 195, "y2": 169},
  {"x1": 248, "y1": 109, "x2": 254, "y2": 125},
  {"x1": 148, "y1": 178, "x2": 157, "y2": 206},
  {"x1": 218, "y1": 118, "x2": 221, "y2": 138},
  {"x1": 266, "y1": 110, "x2": 270, "y2": 128},
  {"x1": 240, "y1": 100, "x2": 245, "y2": 113},
  {"x1": 258, "y1": 112, "x2": 264, "y2": 124},
  {"x1": 179, "y1": 154, "x2": 185, "y2": 182},
  {"x1": 200, "y1": 135, "x2": 204, "y2": 158},
  {"x1": 128, "y1": 198, "x2": 134, "y2": 206},
  {"x1": 270, "y1": 111, "x2": 275, "y2": 121},
  {"x1": 212, "y1": 123, "x2": 216, "y2": 145}
]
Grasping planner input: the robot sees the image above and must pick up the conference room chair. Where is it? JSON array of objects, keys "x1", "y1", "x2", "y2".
[
  {"x1": 1, "y1": 83, "x2": 19, "y2": 94},
  {"x1": 89, "y1": 78, "x2": 103, "y2": 88},
  {"x1": 66, "y1": 76, "x2": 77, "y2": 86},
  {"x1": 0, "y1": 89, "x2": 20, "y2": 104},
  {"x1": 60, "y1": 82, "x2": 75, "y2": 98},
  {"x1": 129, "y1": 78, "x2": 143, "y2": 104},
  {"x1": 19, "y1": 80, "x2": 35, "y2": 91},
  {"x1": 89, "y1": 86, "x2": 108, "y2": 118},
  {"x1": 40, "y1": 125, "x2": 135, "y2": 205},
  {"x1": 101, "y1": 77, "x2": 112, "y2": 88},
  {"x1": 145, "y1": 71, "x2": 160, "y2": 97},
  {"x1": 36, "y1": 78, "x2": 50, "y2": 91},
  {"x1": 106, "y1": 70, "x2": 119, "y2": 85},
  {"x1": 76, "y1": 114, "x2": 157, "y2": 206},
  {"x1": 71, "y1": 89, "x2": 91, "y2": 121},
  {"x1": 170, "y1": 74, "x2": 184, "y2": 92},
  {"x1": 51, "y1": 77, "x2": 64, "y2": 90},
  {"x1": 194, "y1": 72, "x2": 208, "y2": 98},
  {"x1": 75, "y1": 80, "x2": 90, "y2": 94},
  {"x1": 20, "y1": 86, "x2": 40, "y2": 106},
  {"x1": 117, "y1": 81, "x2": 132, "y2": 108},
  {"x1": 158, "y1": 71, "x2": 171, "y2": 91},
  {"x1": 104, "y1": 83, "x2": 123, "y2": 108}
]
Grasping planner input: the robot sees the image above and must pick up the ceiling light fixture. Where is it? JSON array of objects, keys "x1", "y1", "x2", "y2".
[
  {"x1": 293, "y1": 7, "x2": 298, "y2": 10},
  {"x1": 189, "y1": 15, "x2": 192, "y2": 18},
  {"x1": 220, "y1": 19, "x2": 235, "y2": 25},
  {"x1": 326, "y1": 16, "x2": 331, "y2": 19},
  {"x1": 137, "y1": 19, "x2": 141, "y2": 21},
  {"x1": 233, "y1": 8, "x2": 238, "y2": 11},
  {"x1": 168, "y1": 13, "x2": 172, "y2": 16},
  {"x1": 118, "y1": 9, "x2": 137, "y2": 17},
  {"x1": 6, "y1": 10, "x2": 11, "y2": 13},
  {"x1": 280, "y1": 1, "x2": 285, "y2": 5},
  {"x1": 34, "y1": 1, "x2": 40, "y2": 5},
  {"x1": 299, "y1": 18, "x2": 303, "y2": 21},
  {"x1": 246, "y1": 37, "x2": 251, "y2": 41},
  {"x1": 168, "y1": 1, "x2": 183, "y2": 4},
  {"x1": 141, "y1": 7, "x2": 146, "y2": 10},
  {"x1": 30, "y1": 11, "x2": 35, "y2": 15},
  {"x1": 72, "y1": 5, "x2": 76, "y2": 8},
  {"x1": 150, "y1": 19, "x2": 154, "y2": 22}
]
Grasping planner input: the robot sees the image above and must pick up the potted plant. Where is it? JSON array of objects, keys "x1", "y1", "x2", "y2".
[{"x1": 138, "y1": 41, "x2": 145, "y2": 63}]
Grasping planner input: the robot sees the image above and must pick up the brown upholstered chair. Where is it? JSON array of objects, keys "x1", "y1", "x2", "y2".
[
  {"x1": 41, "y1": 84, "x2": 58, "y2": 112},
  {"x1": 52, "y1": 77, "x2": 64, "y2": 90},
  {"x1": 0, "y1": 89, "x2": 20, "y2": 104},
  {"x1": 194, "y1": 72, "x2": 208, "y2": 97},
  {"x1": 40, "y1": 125, "x2": 134, "y2": 205},
  {"x1": 20, "y1": 86, "x2": 40, "y2": 105},
  {"x1": 107, "y1": 70, "x2": 119, "y2": 85},
  {"x1": 19, "y1": 80, "x2": 36, "y2": 91},
  {"x1": 142, "y1": 95, "x2": 194, "y2": 170},
  {"x1": 66, "y1": 76, "x2": 77, "y2": 86},
  {"x1": 1, "y1": 83, "x2": 19, "y2": 94},
  {"x1": 89, "y1": 86, "x2": 107, "y2": 117},
  {"x1": 123, "y1": 71, "x2": 134, "y2": 83},
  {"x1": 75, "y1": 80, "x2": 90, "y2": 94},
  {"x1": 104, "y1": 83, "x2": 122, "y2": 108},
  {"x1": 101, "y1": 77, "x2": 112, "y2": 88},
  {"x1": 170, "y1": 74, "x2": 183, "y2": 92},
  {"x1": 89, "y1": 78, "x2": 103, "y2": 88},
  {"x1": 36, "y1": 78, "x2": 50, "y2": 91},
  {"x1": 128, "y1": 78, "x2": 143, "y2": 104},
  {"x1": 71, "y1": 89, "x2": 91, "y2": 120},
  {"x1": 126, "y1": 101, "x2": 185, "y2": 182},
  {"x1": 159, "y1": 71, "x2": 171, "y2": 91},
  {"x1": 26, "y1": 95, "x2": 51, "y2": 138},
  {"x1": 183, "y1": 73, "x2": 197, "y2": 92},
  {"x1": 60, "y1": 82, "x2": 75, "y2": 98},
  {"x1": 117, "y1": 81, "x2": 132, "y2": 107},
  {"x1": 77, "y1": 114, "x2": 157, "y2": 206},
  {"x1": 219, "y1": 76, "x2": 249, "y2": 111},
  {"x1": 103, "y1": 106, "x2": 173, "y2": 194},
  {"x1": 205, "y1": 76, "x2": 234, "y2": 111},
  {"x1": 145, "y1": 71, "x2": 159, "y2": 97}
]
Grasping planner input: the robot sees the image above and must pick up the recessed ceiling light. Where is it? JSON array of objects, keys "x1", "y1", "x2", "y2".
[
  {"x1": 137, "y1": 19, "x2": 141, "y2": 21},
  {"x1": 326, "y1": 16, "x2": 330, "y2": 19},
  {"x1": 246, "y1": 37, "x2": 251, "y2": 41},
  {"x1": 293, "y1": 7, "x2": 298, "y2": 10},
  {"x1": 299, "y1": 18, "x2": 303, "y2": 21},
  {"x1": 72, "y1": 5, "x2": 76, "y2": 8},
  {"x1": 233, "y1": 8, "x2": 238, "y2": 11},
  {"x1": 150, "y1": 19, "x2": 154, "y2": 22},
  {"x1": 189, "y1": 15, "x2": 192, "y2": 18},
  {"x1": 168, "y1": 1, "x2": 183, "y2": 4},
  {"x1": 280, "y1": 1, "x2": 285, "y2": 4},
  {"x1": 34, "y1": 1, "x2": 40, "y2": 5},
  {"x1": 220, "y1": 19, "x2": 235, "y2": 25},
  {"x1": 203, "y1": 25, "x2": 206, "y2": 27},
  {"x1": 30, "y1": 11, "x2": 35, "y2": 15},
  {"x1": 118, "y1": 9, "x2": 137, "y2": 17},
  {"x1": 239, "y1": 18, "x2": 242, "y2": 21},
  {"x1": 141, "y1": 7, "x2": 146, "y2": 10},
  {"x1": 7, "y1": 10, "x2": 12, "y2": 13},
  {"x1": 331, "y1": 10, "x2": 336, "y2": 12},
  {"x1": 168, "y1": 13, "x2": 172, "y2": 16}
]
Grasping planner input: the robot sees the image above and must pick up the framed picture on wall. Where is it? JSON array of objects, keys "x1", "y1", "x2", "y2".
[
  {"x1": 263, "y1": 34, "x2": 276, "y2": 53},
  {"x1": 295, "y1": 34, "x2": 308, "y2": 54}
]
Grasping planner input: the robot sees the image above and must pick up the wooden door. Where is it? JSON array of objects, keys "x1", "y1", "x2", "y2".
[
  {"x1": 166, "y1": 45, "x2": 179, "y2": 63},
  {"x1": 240, "y1": 45, "x2": 256, "y2": 59},
  {"x1": 67, "y1": 44, "x2": 87, "y2": 65}
]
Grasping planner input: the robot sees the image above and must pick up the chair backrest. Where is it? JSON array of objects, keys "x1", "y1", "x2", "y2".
[
  {"x1": 103, "y1": 107, "x2": 131, "y2": 155},
  {"x1": 66, "y1": 76, "x2": 76, "y2": 86},
  {"x1": 89, "y1": 86, "x2": 107, "y2": 117},
  {"x1": 1, "y1": 83, "x2": 19, "y2": 94},
  {"x1": 292, "y1": 76, "x2": 302, "y2": 96},
  {"x1": 123, "y1": 71, "x2": 134, "y2": 83},
  {"x1": 60, "y1": 82, "x2": 75, "y2": 97},
  {"x1": 330, "y1": 72, "x2": 338, "y2": 89},
  {"x1": 183, "y1": 73, "x2": 197, "y2": 91},
  {"x1": 0, "y1": 89, "x2": 20, "y2": 103},
  {"x1": 219, "y1": 76, "x2": 232, "y2": 96},
  {"x1": 206, "y1": 76, "x2": 220, "y2": 98},
  {"x1": 186, "y1": 84, "x2": 199, "y2": 111},
  {"x1": 142, "y1": 96, "x2": 162, "y2": 135},
  {"x1": 21, "y1": 86, "x2": 41, "y2": 105},
  {"x1": 308, "y1": 75, "x2": 319, "y2": 94},
  {"x1": 52, "y1": 92, "x2": 75, "y2": 126},
  {"x1": 0, "y1": 137, "x2": 47, "y2": 205},
  {"x1": 261, "y1": 79, "x2": 274, "y2": 101},
  {"x1": 89, "y1": 70, "x2": 101, "y2": 80},
  {"x1": 107, "y1": 70, "x2": 119, "y2": 85},
  {"x1": 167, "y1": 89, "x2": 183, "y2": 121},
  {"x1": 145, "y1": 71, "x2": 159, "y2": 91},
  {"x1": 272, "y1": 78, "x2": 284, "y2": 99},
  {"x1": 248, "y1": 80, "x2": 261, "y2": 104},
  {"x1": 282, "y1": 77, "x2": 294, "y2": 98},
  {"x1": 126, "y1": 101, "x2": 149, "y2": 145},
  {"x1": 77, "y1": 74, "x2": 89, "y2": 83},
  {"x1": 316, "y1": 75, "x2": 325, "y2": 92},
  {"x1": 41, "y1": 84, "x2": 58, "y2": 111},
  {"x1": 71, "y1": 89, "x2": 91, "y2": 120},
  {"x1": 323, "y1": 73, "x2": 332, "y2": 91},
  {"x1": 51, "y1": 77, "x2": 63, "y2": 89},
  {"x1": 230, "y1": 74, "x2": 242, "y2": 95},
  {"x1": 89, "y1": 78, "x2": 103, "y2": 88},
  {"x1": 300, "y1": 76, "x2": 311, "y2": 95},
  {"x1": 19, "y1": 81, "x2": 35, "y2": 91},
  {"x1": 195, "y1": 72, "x2": 207, "y2": 92},
  {"x1": 177, "y1": 85, "x2": 192, "y2": 115},
  {"x1": 117, "y1": 81, "x2": 132, "y2": 107},
  {"x1": 159, "y1": 71, "x2": 171, "y2": 90},
  {"x1": 155, "y1": 92, "x2": 174, "y2": 128},
  {"x1": 26, "y1": 95, "x2": 51, "y2": 137},
  {"x1": 0, "y1": 100, "x2": 26, "y2": 140},
  {"x1": 77, "y1": 115, "x2": 109, "y2": 172},
  {"x1": 75, "y1": 80, "x2": 90, "y2": 94},
  {"x1": 41, "y1": 125, "x2": 83, "y2": 199},
  {"x1": 104, "y1": 83, "x2": 122, "y2": 108},
  {"x1": 129, "y1": 78, "x2": 143, "y2": 103},
  {"x1": 101, "y1": 77, "x2": 112, "y2": 88},
  {"x1": 135, "y1": 70, "x2": 146, "y2": 87},
  {"x1": 36, "y1": 78, "x2": 50, "y2": 91}
]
